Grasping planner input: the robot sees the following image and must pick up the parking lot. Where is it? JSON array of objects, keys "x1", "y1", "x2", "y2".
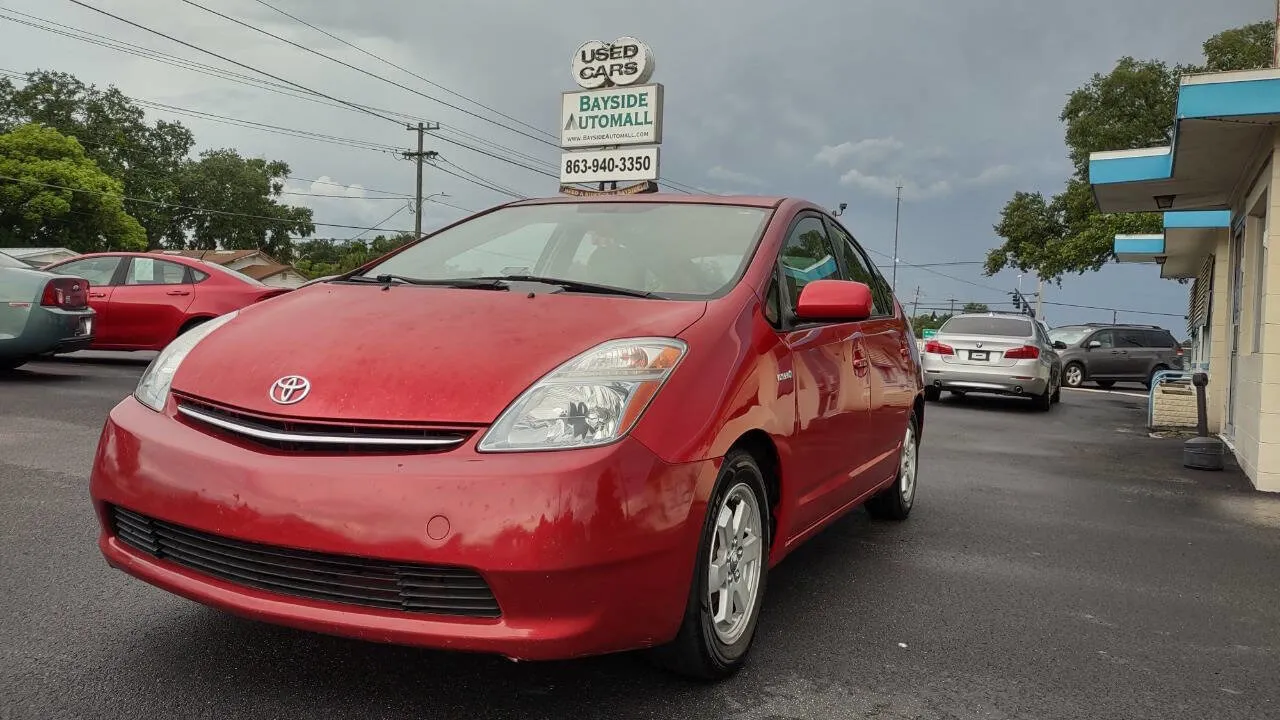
[{"x1": 3, "y1": 355, "x2": 1279, "y2": 720}]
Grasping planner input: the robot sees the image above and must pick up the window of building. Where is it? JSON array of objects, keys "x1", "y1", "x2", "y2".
[{"x1": 1253, "y1": 210, "x2": 1269, "y2": 354}]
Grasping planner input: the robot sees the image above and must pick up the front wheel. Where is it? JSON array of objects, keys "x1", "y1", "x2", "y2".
[
  {"x1": 867, "y1": 413, "x2": 920, "y2": 521},
  {"x1": 651, "y1": 450, "x2": 770, "y2": 680},
  {"x1": 1062, "y1": 362, "x2": 1085, "y2": 388}
]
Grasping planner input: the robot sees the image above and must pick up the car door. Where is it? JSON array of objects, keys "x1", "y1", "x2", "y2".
[
  {"x1": 1113, "y1": 328, "x2": 1150, "y2": 379},
  {"x1": 46, "y1": 256, "x2": 126, "y2": 345},
  {"x1": 1084, "y1": 329, "x2": 1122, "y2": 377},
  {"x1": 824, "y1": 217, "x2": 909, "y2": 492},
  {"x1": 108, "y1": 257, "x2": 197, "y2": 349},
  {"x1": 775, "y1": 213, "x2": 877, "y2": 537}
]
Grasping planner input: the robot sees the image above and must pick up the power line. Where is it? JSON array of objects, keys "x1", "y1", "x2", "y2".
[
  {"x1": 0, "y1": 173, "x2": 411, "y2": 233},
  {"x1": 177, "y1": 0, "x2": 559, "y2": 149},
  {"x1": 249, "y1": 0, "x2": 556, "y2": 142},
  {"x1": 430, "y1": 163, "x2": 526, "y2": 199},
  {"x1": 62, "y1": 0, "x2": 403, "y2": 125},
  {"x1": 348, "y1": 204, "x2": 407, "y2": 241}
]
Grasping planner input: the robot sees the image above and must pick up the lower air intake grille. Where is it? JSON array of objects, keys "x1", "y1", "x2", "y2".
[{"x1": 110, "y1": 505, "x2": 500, "y2": 618}]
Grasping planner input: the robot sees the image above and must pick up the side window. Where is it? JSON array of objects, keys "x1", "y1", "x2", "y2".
[
  {"x1": 1117, "y1": 328, "x2": 1145, "y2": 348},
  {"x1": 1034, "y1": 324, "x2": 1051, "y2": 346},
  {"x1": 124, "y1": 258, "x2": 188, "y2": 286},
  {"x1": 826, "y1": 220, "x2": 891, "y2": 316},
  {"x1": 1150, "y1": 330, "x2": 1176, "y2": 348},
  {"x1": 191, "y1": 269, "x2": 210, "y2": 283},
  {"x1": 778, "y1": 215, "x2": 840, "y2": 313},
  {"x1": 51, "y1": 257, "x2": 122, "y2": 286},
  {"x1": 1090, "y1": 330, "x2": 1116, "y2": 349}
]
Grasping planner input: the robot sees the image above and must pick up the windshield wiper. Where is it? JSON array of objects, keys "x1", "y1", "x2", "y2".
[
  {"x1": 342, "y1": 274, "x2": 508, "y2": 291},
  {"x1": 477, "y1": 275, "x2": 663, "y2": 299}
]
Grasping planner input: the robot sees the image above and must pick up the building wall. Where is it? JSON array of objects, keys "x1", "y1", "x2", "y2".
[{"x1": 1215, "y1": 134, "x2": 1280, "y2": 492}]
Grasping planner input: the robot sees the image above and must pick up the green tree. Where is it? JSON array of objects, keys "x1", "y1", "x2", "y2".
[
  {"x1": 962, "y1": 302, "x2": 989, "y2": 313},
  {"x1": 0, "y1": 123, "x2": 145, "y2": 252},
  {"x1": 985, "y1": 21, "x2": 1275, "y2": 281},
  {"x1": 176, "y1": 149, "x2": 315, "y2": 262},
  {"x1": 293, "y1": 233, "x2": 416, "y2": 278},
  {"x1": 0, "y1": 71, "x2": 193, "y2": 247}
]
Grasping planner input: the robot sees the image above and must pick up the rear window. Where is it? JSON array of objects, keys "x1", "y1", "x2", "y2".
[
  {"x1": 940, "y1": 316, "x2": 1032, "y2": 337},
  {"x1": 0, "y1": 252, "x2": 27, "y2": 269}
]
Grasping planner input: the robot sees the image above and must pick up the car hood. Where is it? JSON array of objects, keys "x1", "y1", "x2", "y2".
[{"x1": 173, "y1": 283, "x2": 709, "y2": 424}]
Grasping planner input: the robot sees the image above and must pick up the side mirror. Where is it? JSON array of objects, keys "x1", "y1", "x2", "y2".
[
  {"x1": 795, "y1": 279, "x2": 873, "y2": 322},
  {"x1": 1086, "y1": 340, "x2": 1102, "y2": 349},
  {"x1": 1052, "y1": 340, "x2": 1068, "y2": 350}
]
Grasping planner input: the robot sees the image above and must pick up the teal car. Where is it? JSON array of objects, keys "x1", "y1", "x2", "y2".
[{"x1": 0, "y1": 251, "x2": 96, "y2": 370}]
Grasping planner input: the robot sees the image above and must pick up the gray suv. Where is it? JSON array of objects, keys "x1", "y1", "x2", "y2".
[{"x1": 1049, "y1": 324, "x2": 1184, "y2": 389}]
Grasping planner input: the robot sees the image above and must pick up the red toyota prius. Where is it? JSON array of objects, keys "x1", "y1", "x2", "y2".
[{"x1": 89, "y1": 195, "x2": 925, "y2": 679}]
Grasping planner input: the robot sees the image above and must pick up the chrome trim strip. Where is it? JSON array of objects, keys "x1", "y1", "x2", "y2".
[{"x1": 177, "y1": 405, "x2": 465, "y2": 447}]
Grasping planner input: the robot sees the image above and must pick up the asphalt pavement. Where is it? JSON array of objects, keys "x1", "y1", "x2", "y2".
[{"x1": 3, "y1": 356, "x2": 1279, "y2": 720}]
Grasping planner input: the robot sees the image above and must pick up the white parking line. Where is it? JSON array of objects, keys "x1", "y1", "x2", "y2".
[{"x1": 1063, "y1": 387, "x2": 1147, "y2": 397}]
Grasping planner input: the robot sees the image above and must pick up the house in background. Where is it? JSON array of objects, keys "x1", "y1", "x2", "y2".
[
  {"x1": 154, "y1": 249, "x2": 308, "y2": 289},
  {"x1": 0, "y1": 247, "x2": 79, "y2": 268}
]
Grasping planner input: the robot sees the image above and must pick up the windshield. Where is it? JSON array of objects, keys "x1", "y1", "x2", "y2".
[
  {"x1": 0, "y1": 252, "x2": 28, "y2": 269},
  {"x1": 1049, "y1": 326, "x2": 1094, "y2": 346},
  {"x1": 360, "y1": 202, "x2": 773, "y2": 299},
  {"x1": 940, "y1": 315, "x2": 1033, "y2": 337}
]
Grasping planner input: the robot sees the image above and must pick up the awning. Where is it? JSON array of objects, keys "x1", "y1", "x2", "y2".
[
  {"x1": 1112, "y1": 210, "x2": 1230, "y2": 279},
  {"x1": 1090, "y1": 68, "x2": 1280, "y2": 213}
]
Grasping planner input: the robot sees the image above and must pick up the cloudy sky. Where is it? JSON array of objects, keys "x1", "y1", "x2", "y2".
[{"x1": 0, "y1": 0, "x2": 1270, "y2": 331}]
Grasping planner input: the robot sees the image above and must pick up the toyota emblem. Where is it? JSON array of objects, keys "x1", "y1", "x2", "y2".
[{"x1": 269, "y1": 375, "x2": 311, "y2": 405}]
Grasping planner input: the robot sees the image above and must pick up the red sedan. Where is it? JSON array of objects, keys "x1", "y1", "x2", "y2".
[
  {"x1": 44, "y1": 252, "x2": 289, "y2": 351},
  {"x1": 89, "y1": 196, "x2": 925, "y2": 679}
]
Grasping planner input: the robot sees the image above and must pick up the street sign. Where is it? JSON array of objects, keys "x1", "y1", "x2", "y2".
[
  {"x1": 560, "y1": 147, "x2": 659, "y2": 185},
  {"x1": 922, "y1": 328, "x2": 937, "y2": 340},
  {"x1": 561, "y1": 84, "x2": 663, "y2": 149}
]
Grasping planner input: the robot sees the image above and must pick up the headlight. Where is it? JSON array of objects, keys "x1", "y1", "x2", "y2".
[
  {"x1": 134, "y1": 311, "x2": 239, "y2": 412},
  {"x1": 477, "y1": 337, "x2": 687, "y2": 452}
]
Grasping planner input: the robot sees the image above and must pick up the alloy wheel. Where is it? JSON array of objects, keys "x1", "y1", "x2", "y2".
[
  {"x1": 899, "y1": 422, "x2": 918, "y2": 506},
  {"x1": 707, "y1": 483, "x2": 765, "y2": 645}
]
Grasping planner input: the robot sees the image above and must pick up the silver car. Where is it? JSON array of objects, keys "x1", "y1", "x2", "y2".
[{"x1": 921, "y1": 312, "x2": 1064, "y2": 410}]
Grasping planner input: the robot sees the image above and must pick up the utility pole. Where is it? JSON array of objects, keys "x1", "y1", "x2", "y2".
[
  {"x1": 403, "y1": 122, "x2": 440, "y2": 239},
  {"x1": 1035, "y1": 277, "x2": 1044, "y2": 320},
  {"x1": 911, "y1": 285, "x2": 921, "y2": 318},
  {"x1": 948, "y1": 298, "x2": 956, "y2": 316},
  {"x1": 891, "y1": 184, "x2": 903, "y2": 292},
  {"x1": 1113, "y1": 309, "x2": 1118, "y2": 324}
]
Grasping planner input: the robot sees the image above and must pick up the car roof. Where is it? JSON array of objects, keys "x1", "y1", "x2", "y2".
[{"x1": 505, "y1": 193, "x2": 788, "y2": 209}]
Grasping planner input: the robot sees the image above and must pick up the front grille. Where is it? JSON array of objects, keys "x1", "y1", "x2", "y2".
[
  {"x1": 173, "y1": 395, "x2": 474, "y2": 454},
  {"x1": 110, "y1": 506, "x2": 501, "y2": 618}
]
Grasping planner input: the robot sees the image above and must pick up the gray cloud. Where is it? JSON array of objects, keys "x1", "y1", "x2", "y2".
[{"x1": 0, "y1": 0, "x2": 1268, "y2": 327}]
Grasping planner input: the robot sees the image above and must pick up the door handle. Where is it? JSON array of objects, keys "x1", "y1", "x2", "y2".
[
  {"x1": 88, "y1": 293, "x2": 107, "y2": 299},
  {"x1": 166, "y1": 290, "x2": 191, "y2": 296}
]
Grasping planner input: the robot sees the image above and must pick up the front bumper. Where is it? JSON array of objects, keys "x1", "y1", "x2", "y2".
[{"x1": 90, "y1": 397, "x2": 719, "y2": 660}]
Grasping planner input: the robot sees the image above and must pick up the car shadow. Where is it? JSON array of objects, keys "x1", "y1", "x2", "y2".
[
  {"x1": 0, "y1": 367, "x2": 82, "y2": 383},
  {"x1": 933, "y1": 392, "x2": 1042, "y2": 414}
]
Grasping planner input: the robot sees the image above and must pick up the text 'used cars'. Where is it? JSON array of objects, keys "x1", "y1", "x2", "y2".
[{"x1": 88, "y1": 195, "x2": 926, "y2": 679}]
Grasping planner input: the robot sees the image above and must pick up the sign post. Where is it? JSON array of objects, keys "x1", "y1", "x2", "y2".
[{"x1": 559, "y1": 37, "x2": 663, "y2": 195}]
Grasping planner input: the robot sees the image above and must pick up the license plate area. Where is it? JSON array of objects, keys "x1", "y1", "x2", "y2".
[{"x1": 968, "y1": 350, "x2": 989, "y2": 361}]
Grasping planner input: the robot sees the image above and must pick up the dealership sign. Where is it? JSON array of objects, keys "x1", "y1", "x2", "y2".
[
  {"x1": 572, "y1": 37, "x2": 655, "y2": 89},
  {"x1": 560, "y1": 84, "x2": 663, "y2": 149},
  {"x1": 560, "y1": 37, "x2": 663, "y2": 194}
]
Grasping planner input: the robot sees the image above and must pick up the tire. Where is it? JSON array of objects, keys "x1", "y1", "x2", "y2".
[
  {"x1": 866, "y1": 412, "x2": 920, "y2": 521},
  {"x1": 1051, "y1": 381, "x2": 1061, "y2": 404},
  {"x1": 651, "y1": 450, "x2": 770, "y2": 680},
  {"x1": 1144, "y1": 366, "x2": 1169, "y2": 390},
  {"x1": 1062, "y1": 362, "x2": 1085, "y2": 388},
  {"x1": 923, "y1": 386, "x2": 941, "y2": 402},
  {"x1": 177, "y1": 317, "x2": 210, "y2": 337},
  {"x1": 1095, "y1": 380, "x2": 1115, "y2": 389},
  {"x1": 1033, "y1": 382, "x2": 1053, "y2": 412}
]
